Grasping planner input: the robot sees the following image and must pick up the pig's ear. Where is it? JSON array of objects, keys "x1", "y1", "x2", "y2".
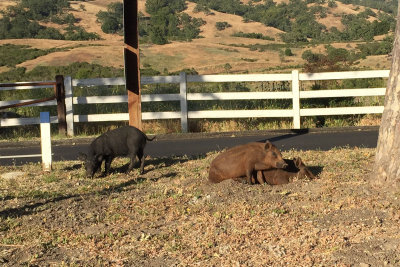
[
  {"x1": 264, "y1": 140, "x2": 272, "y2": 150},
  {"x1": 294, "y1": 157, "x2": 303, "y2": 168},
  {"x1": 78, "y1": 153, "x2": 87, "y2": 161}
]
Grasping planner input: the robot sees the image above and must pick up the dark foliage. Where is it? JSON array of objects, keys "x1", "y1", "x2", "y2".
[
  {"x1": 0, "y1": 0, "x2": 99, "y2": 40},
  {"x1": 96, "y1": 2, "x2": 123, "y2": 34},
  {"x1": 144, "y1": 0, "x2": 205, "y2": 44}
]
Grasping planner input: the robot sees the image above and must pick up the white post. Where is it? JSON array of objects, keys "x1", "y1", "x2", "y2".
[
  {"x1": 64, "y1": 76, "x2": 74, "y2": 136},
  {"x1": 180, "y1": 72, "x2": 188, "y2": 133},
  {"x1": 40, "y1": 112, "x2": 52, "y2": 171},
  {"x1": 292, "y1": 70, "x2": 301, "y2": 129}
]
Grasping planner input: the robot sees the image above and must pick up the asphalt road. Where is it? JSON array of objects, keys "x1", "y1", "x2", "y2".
[{"x1": 0, "y1": 126, "x2": 379, "y2": 166}]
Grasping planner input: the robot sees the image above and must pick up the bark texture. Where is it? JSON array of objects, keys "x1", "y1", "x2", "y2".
[{"x1": 373, "y1": 2, "x2": 400, "y2": 187}]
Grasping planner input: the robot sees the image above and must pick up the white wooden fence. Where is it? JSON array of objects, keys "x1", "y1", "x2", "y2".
[{"x1": 0, "y1": 70, "x2": 390, "y2": 136}]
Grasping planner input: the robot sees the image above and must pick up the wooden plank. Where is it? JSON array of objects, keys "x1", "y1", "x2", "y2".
[
  {"x1": 188, "y1": 109, "x2": 294, "y2": 119},
  {"x1": 73, "y1": 112, "x2": 181, "y2": 122},
  {"x1": 292, "y1": 70, "x2": 300, "y2": 129},
  {"x1": 187, "y1": 92, "x2": 291, "y2": 100},
  {"x1": 0, "y1": 154, "x2": 43, "y2": 159},
  {"x1": 40, "y1": 112, "x2": 52, "y2": 171},
  {"x1": 0, "y1": 116, "x2": 58, "y2": 127},
  {"x1": 141, "y1": 94, "x2": 180, "y2": 102},
  {"x1": 300, "y1": 88, "x2": 386, "y2": 98},
  {"x1": 55, "y1": 75, "x2": 67, "y2": 136},
  {"x1": 141, "y1": 75, "x2": 181, "y2": 84},
  {"x1": 72, "y1": 77, "x2": 126, "y2": 87},
  {"x1": 300, "y1": 106, "x2": 384, "y2": 116},
  {"x1": 0, "y1": 85, "x2": 54, "y2": 91},
  {"x1": 299, "y1": 70, "x2": 390, "y2": 81},
  {"x1": 74, "y1": 96, "x2": 128, "y2": 104},
  {"x1": 187, "y1": 73, "x2": 292, "y2": 83},
  {"x1": 64, "y1": 76, "x2": 74, "y2": 136},
  {"x1": 142, "y1": 111, "x2": 181, "y2": 120},
  {"x1": 73, "y1": 113, "x2": 129, "y2": 123},
  {"x1": 0, "y1": 99, "x2": 57, "y2": 107},
  {"x1": 180, "y1": 72, "x2": 188, "y2": 132}
]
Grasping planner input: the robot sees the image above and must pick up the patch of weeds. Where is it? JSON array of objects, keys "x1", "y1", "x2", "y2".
[
  {"x1": 110, "y1": 213, "x2": 122, "y2": 223},
  {"x1": 2, "y1": 234, "x2": 25, "y2": 245},
  {"x1": 41, "y1": 240, "x2": 57, "y2": 252},
  {"x1": 272, "y1": 208, "x2": 288, "y2": 216},
  {"x1": 22, "y1": 189, "x2": 61, "y2": 200},
  {"x1": 241, "y1": 58, "x2": 258, "y2": 62},
  {"x1": 148, "y1": 191, "x2": 163, "y2": 200},
  {"x1": 0, "y1": 217, "x2": 21, "y2": 232},
  {"x1": 43, "y1": 173, "x2": 60, "y2": 183},
  {"x1": 167, "y1": 233, "x2": 185, "y2": 252}
]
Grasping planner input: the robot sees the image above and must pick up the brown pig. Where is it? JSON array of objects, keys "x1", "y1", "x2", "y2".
[
  {"x1": 255, "y1": 157, "x2": 317, "y2": 185},
  {"x1": 208, "y1": 141, "x2": 287, "y2": 184}
]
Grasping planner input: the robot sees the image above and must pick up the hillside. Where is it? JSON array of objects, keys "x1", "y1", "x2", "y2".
[{"x1": 0, "y1": 0, "x2": 394, "y2": 77}]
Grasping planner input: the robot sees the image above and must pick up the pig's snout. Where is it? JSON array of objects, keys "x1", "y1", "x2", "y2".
[{"x1": 276, "y1": 161, "x2": 288, "y2": 169}]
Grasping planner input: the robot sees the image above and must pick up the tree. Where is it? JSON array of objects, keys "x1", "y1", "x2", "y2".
[
  {"x1": 21, "y1": 0, "x2": 69, "y2": 20},
  {"x1": 373, "y1": 2, "x2": 400, "y2": 188},
  {"x1": 96, "y1": 2, "x2": 123, "y2": 34}
]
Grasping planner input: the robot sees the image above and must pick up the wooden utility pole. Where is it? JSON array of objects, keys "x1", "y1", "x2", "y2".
[
  {"x1": 55, "y1": 75, "x2": 67, "y2": 136},
  {"x1": 123, "y1": 0, "x2": 142, "y2": 129},
  {"x1": 372, "y1": 1, "x2": 400, "y2": 188}
]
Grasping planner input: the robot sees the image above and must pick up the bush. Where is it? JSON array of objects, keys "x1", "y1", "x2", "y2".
[
  {"x1": 0, "y1": 0, "x2": 99, "y2": 40},
  {"x1": 232, "y1": 32, "x2": 275, "y2": 41},
  {"x1": 285, "y1": 48, "x2": 294, "y2": 56},
  {"x1": 21, "y1": 0, "x2": 70, "y2": 20},
  {"x1": 215, "y1": 21, "x2": 231, "y2": 31},
  {"x1": 96, "y1": 2, "x2": 123, "y2": 34},
  {"x1": 145, "y1": 0, "x2": 204, "y2": 44}
]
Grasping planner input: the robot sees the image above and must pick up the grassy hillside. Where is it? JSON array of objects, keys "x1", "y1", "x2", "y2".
[{"x1": 0, "y1": 0, "x2": 394, "y2": 77}]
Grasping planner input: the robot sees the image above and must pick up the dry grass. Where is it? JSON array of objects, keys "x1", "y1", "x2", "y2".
[{"x1": 1, "y1": 147, "x2": 400, "y2": 266}]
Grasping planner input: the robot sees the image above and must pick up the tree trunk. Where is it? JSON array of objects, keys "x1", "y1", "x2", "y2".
[{"x1": 373, "y1": 2, "x2": 400, "y2": 187}]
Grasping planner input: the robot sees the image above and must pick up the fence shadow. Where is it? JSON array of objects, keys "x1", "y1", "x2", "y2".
[
  {"x1": 256, "y1": 129, "x2": 310, "y2": 143},
  {"x1": 0, "y1": 155, "x2": 197, "y2": 219},
  {"x1": 0, "y1": 176, "x2": 146, "y2": 220}
]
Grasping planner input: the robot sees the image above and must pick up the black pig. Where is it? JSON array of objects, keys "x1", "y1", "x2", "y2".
[{"x1": 79, "y1": 126, "x2": 155, "y2": 177}]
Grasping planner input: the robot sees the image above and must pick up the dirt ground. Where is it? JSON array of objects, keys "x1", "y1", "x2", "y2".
[{"x1": 0, "y1": 147, "x2": 400, "y2": 266}]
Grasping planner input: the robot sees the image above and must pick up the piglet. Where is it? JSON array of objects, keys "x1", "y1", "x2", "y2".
[
  {"x1": 79, "y1": 126, "x2": 155, "y2": 177},
  {"x1": 256, "y1": 157, "x2": 317, "y2": 185},
  {"x1": 209, "y1": 141, "x2": 287, "y2": 184}
]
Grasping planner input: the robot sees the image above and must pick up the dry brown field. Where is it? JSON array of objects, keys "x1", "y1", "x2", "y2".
[
  {"x1": 1, "y1": 147, "x2": 400, "y2": 265},
  {"x1": 0, "y1": 0, "x2": 392, "y2": 75}
]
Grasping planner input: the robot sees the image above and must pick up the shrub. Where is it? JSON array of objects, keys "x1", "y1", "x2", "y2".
[
  {"x1": 285, "y1": 48, "x2": 294, "y2": 56},
  {"x1": 96, "y1": 2, "x2": 123, "y2": 34},
  {"x1": 215, "y1": 22, "x2": 231, "y2": 31}
]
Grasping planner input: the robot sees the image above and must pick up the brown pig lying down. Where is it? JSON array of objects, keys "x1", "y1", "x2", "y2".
[
  {"x1": 208, "y1": 141, "x2": 288, "y2": 184},
  {"x1": 254, "y1": 157, "x2": 317, "y2": 185}
]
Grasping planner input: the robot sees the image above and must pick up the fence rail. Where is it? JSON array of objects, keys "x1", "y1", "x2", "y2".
[{"x1": 0, "y1": 70, "x2": 390, "y2": 135}]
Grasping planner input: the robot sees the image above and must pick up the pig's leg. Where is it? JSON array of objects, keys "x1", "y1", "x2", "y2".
[
  {"x1": 137, "y1": 147, "x2": 145, "y2": 174},
  {"x1": 256, "y1": 171, "x2": 265, "y2": 184},
  {"x1": 127, "y1": 147, "x2": 139, "y2": 173},
  {"x1": 104, "y1": 156, "x2": 113, "y2": 175},
  {"x1": 245, "y1": 168, "x2": 254, "y2": 184},
  {"x1": 127, "y1": 155, "x2": 137, "y2": 173}
]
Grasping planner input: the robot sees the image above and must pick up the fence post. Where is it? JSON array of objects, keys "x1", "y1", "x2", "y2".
[
  {"x1": 40, "y1": 112, "x2": 52, "y2": 172},
  {"x1": 180, "y1": 72, "x2": 188, "y2": 133},
  {"x1": 64, "y1": 76, "x2": 74, "y2": 136},
  {"x1": 55, "y1": 75, "x2": 67, "y2": 136},
  {"x1": 292, "y1": 70, "x2": 301, "y2": 129}
]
